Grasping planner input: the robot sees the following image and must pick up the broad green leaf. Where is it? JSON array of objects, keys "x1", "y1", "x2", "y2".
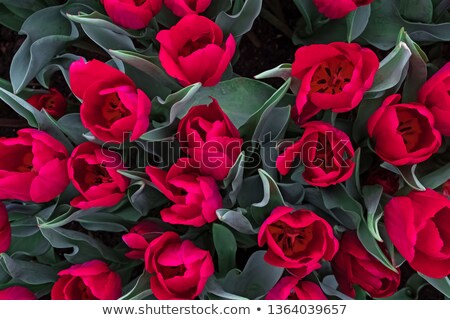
[
  {"x1": 140, "y1": 83, "x2": 201, "y2": 141},
  {"x1": 220, "y1": 251, "x2": 284, "y2": 299},
  {"x1": 215, "y1": 0, "x2": 262, "y2": 37},
  {"x1": 0, "y1": 0, "x2": 46, "y2": 10},
  {"x1": 292, "y1": 0, "x2": 318, "y2": 34},
  {"x1": 190, "y1": 78, "x2": 279, "y2": 129},
  {"x1": 144, "y1": 78, "x2": 283, "y2": 142},
  {"x1": 345, "y1": 148, "x2": 362, "y2": 199},
  {"x1": 108, "y1": 50, "x2": 181, "y2": 91},
  {"x1": 213, "y1": 223, "x2": 237, "y2": 277},
  {"x1": 38, "y1": 207, "x2": 97, "y2": 229},
  {"x1": 368, "y1": 41, "x2": 412, "y2": 94},
  {"x1": 10, "y1": 5, "x2": 79, "y2": 93},
  {"x1": 361, "y1": 0, "x2": 450, "y2": 50},
  {"x1": 256, "y1": 105, "x2": 292, "y2": 178},
  {"x1": 221, "y1": 152, "x2": 246, "y2": 208},
  {"x1": 202, "y1": 276, "x2": 248, "y2": 300},
  {"x1": 321, "y1": 184, "x2": 363, "y2": 229},
  {"x1": 0, "y1": 4, "x2": 27, "y2": 31},
  {"x1": 57, "y1": 113, "x2": 88, "y2": 145},
  {"x1": 38, "y1": 221, "x2": 125, "y2": 264},
  {"x1": 420, "y1": 162, "x2": 450, "y2": 190},
  {"x1": 216, "y1": 208, "x2": 259, "y2": 235},
  {"x1": 399, "y1": 0, "x2": 434, "y2": 23},
  {"x1": 249, "y1": 170, "x2": 286, "y2": 225},
  {"x1": 352, "y1": 98, "x2": 384, "y2": 143},
  {"x1": 128, "y1": 181, "x2": 167, "y2": 216},
  {"x1": 203, "y1": 0, "x2": 233, "y2": 18},
  {"x1": 346, "y1": 4, "x2": 371, "y2": 42},
  {"x1": 419, "y1": 274, "x2": 450, "y2": 299},
  {"x1": 0, "y1": 88, "x2": 74, "y2": 152},
  {"x1": 9, "y1": 232, "x2": 51, "y2": 257},
  {"x1": 319, "y1": 275, "x2": 354, "y2": 300},
  {"x1": 247, "y1": 78, "x2": 292, "y2": 140},
  {"x1": 357, "y1": 222, "x2": 397, "y2": 272},
  {"x1": 401, "y1": 31, "x2": 428, "y2": 102},
  {"x1": 362, "y1": 185, "x2": 384, "y2": 241},
  {"x1": 80, "y1": 23, "x2": 136, "y2": 52},
  {"x1": 254, "y1": 64, "x2": 292, "y2": 80},
  {"x1": 381, "y1": 163, "x2": 426, "y2": 191},
  {"x1": 36, "y1": 53, "x2": 81, "y2": 89},
  {"x1": 66, "y1": 10, "x2": 147, "y2": 38},
  {"x1": 120, "y1": 271, "x2": 153, "y2": 300},
  {"x1": 0, "y1": 253, "x2": 57, "y2": 285}
]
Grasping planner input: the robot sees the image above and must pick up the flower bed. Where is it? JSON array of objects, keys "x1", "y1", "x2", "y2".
[{"x1": 0, "y1": 0, "x2": 449, "y2": 300}]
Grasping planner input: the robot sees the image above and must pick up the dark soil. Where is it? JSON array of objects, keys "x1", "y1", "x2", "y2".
[
  {"x1": 234, "y1": 1, "x2": 298, "y2": 87},
  {"x1": 0, "y1": 27, "x2": 26, "y2": 137}
]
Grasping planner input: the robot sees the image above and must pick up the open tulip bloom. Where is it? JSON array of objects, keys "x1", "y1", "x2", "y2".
[{"x1": 0, "y1": 0, "x2": 449, "y2": 303}]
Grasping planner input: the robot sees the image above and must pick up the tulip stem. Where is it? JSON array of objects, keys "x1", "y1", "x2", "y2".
[{"x1": 260, "y1": 9, "x2": 293, "y2": 39}]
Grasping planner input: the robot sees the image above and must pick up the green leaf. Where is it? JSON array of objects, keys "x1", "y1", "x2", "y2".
[
  {"x1": 254, "y1": 63, "x2": 292, "y2": 80},
  {"x1": 120, "y1": 271, "x2": 153, "y2": 300},
  {"x1": 38, "y1": 221, "x2": 125, "y2": 264},
  {"x1": 191, "y1": 78, "x2": 279, "y2": 129},
  {"x1": 77, "y1": 213, "x2": 129, "y2": 233},
  {"x1": 213, "y1": 223, "x2": 237, "y2": 277},
  {"x1": 38, "y1": 207, "x2": 97, "y2": 229},
  {"x1": 57, "y1": 113, "x2": 88, "y2": 145},
  {"x1": 420, "y1": 162, "x2": 450, "y2": 190},
  {"x1": 215, "y1": 0, "x2": 262, "y2": 37},
  {"x1": 108, "y1": 50, "x2": 181, "y2": 92},
  {"x1": 255, "y1": 105, "x2": 291, "y2": 178},
  {"x1": 0, "y1": 88, "x2": 74, "y2": 152},
  {"x1": 0, "y1": 253, "x2": 57, "y2": 285},
  {"x1": 220, "y1": 251, "x2": 284, "y2": 299},
  {"x1": 419, "y1": 274, "x2": 450, "y2": 299},
  {"x1": 221, "y1": 152, "x2": 246, "y2": 208},
  {"x1": 399, "y1": 0, "x2": 434, "y2": 23},
  {"x1": 249, "y1": 170, "x2": 286, "y2": 225},
  {"x1": 247, "y1": 78, "x2": 292, "y2": 140},
  {"x1": 292, "y1": 0, "x2": 318, "y2": 34},
  {"x1": 346, "y1": 4, "x2": 371, "y2": 42},
  {"x1": 321, "y1": 184, "x2": 363, "y2": 230},
  {"x1": 345, "y1": 148, "x2": 362, "y2": 199},
  {"x1": 0, "y1": 87, "x2": 39, "y2": 127},
  {"x1": 361, "y1": 0, "x2": 450, "y2": 50},
  {"x1": 202, "y1": 276, "x2": 248, "y2": 300},
  {"x1": 36, "y1": 53, "x2": 80, "y2": 89},
  {"x1": 0, "y1": 4, "x2": 26, "y2": 31},
  {"x1": 400, "y1": 31, "x2": 428, "y2": 102},
  {"x1": 353, "y1": 98, "x2": 384, "y2": 143},
  {"x1": 80, "y1": 23, "x2": 136, "y2": 52},
  {"x1": 368, "y1": 41, "x2": 412, "y2": 94},
  {"x1": 9, "y1": 232, "x2": 51, "y2": 257},
  {"x1": 144, "y1": 78, "x2": 283, "y2": 141},
  {"x1": 140, "y1": 83, "x2": 201, "y2": 141},
  {"x1": 362, "y1": 185, "x2": 384, "y2": 241},
  {"x1": 203, "y1": 0, "x2": 233, "y2": 18},
  {"x1": 381, "y1": 163, "x2": 426, "y2": 191},
  {"x1": 357, "y1": 222, "x2": 397, "y2": 272},
  {"x1": 66, "y1": 10, "x2": 147, "y2": 38},
  {"x1": 128, "y1": 181, "x2": 168, "y2": 216},
  {"x1": 10, "y1": 4, "x2": 79, "y2": 93},
  {"x1": 319, "y1": 275, "x2": 353, "y2": 300},
  {"x1": 216, "y1": 208, "x2": 259, "y2": 235},
  {"x1": 0, "y1": 0, "x2": 46, "y2": 10}
]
